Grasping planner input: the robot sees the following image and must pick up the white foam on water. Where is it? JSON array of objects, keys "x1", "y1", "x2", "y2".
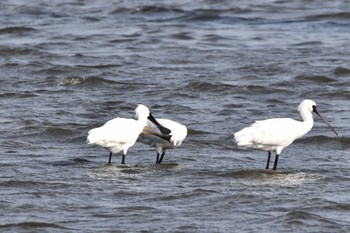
[{"x1": 238, "y1": 171, "x2": 324, "y2": 187}]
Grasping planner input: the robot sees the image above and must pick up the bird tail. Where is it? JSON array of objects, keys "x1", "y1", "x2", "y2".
[
  {"x1": 234, "y1": 128, "x2": 254, "y2": 148},
  {"x1": 86, "y1": 128, "x2": 102, "y2": 144}
]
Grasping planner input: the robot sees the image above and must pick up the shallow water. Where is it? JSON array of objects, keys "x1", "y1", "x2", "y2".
[{"x1": 0, "y1": 0, "x2": 350, "y2": 232}]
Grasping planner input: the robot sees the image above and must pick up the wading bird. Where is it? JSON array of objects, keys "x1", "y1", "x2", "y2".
[
  {"x1": 87, "y1": 104, "x2": 171, "y2": 164},
  {"x1": 138, "y1": 118, "x2": 187, "y2": 164},
  {"x1": 234, "y1": 99, "x2": 338, "y2": 170}
]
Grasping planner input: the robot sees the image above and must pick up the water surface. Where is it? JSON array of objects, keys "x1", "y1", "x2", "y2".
[{"x1": 0, "y1": 0, "x2": 349, "y2": 232}]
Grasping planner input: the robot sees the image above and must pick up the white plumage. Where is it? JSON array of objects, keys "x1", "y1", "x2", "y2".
[
  {"x1": 138, "y1": 118, "x2": 187, "y2": 164},
  {"x1": 234, "y1": 99, "x2": 338, "y2": 170},
  {"x1": 87, "y1": 104, "x2": 171, "y2": 164}
]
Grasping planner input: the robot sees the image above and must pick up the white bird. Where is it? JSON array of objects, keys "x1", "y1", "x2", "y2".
[
  {"x1": 138, "y1": 118, "x2": 187, "y2": 164},
  {"x1": 234, "y1": 99, "x2": 338, "y2": 170},
  {"x1": 87, "y1": 104, "x2": 171, "y2": 164}
]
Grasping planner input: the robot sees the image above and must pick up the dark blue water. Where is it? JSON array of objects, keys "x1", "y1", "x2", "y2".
[{"x1": 0, "y1": 0, "x2": 349, "y2": 232}]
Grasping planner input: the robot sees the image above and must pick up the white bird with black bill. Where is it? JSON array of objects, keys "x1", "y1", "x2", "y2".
[
  {"x1": 138, "y1": 118, "x2": 187, "y2": 164},
  {"x1": 234, "y1": 99, "x2": 338, "y2": 170},
  {"x1": 87, "y1": 104, "x2": 172, "y2": 164}
]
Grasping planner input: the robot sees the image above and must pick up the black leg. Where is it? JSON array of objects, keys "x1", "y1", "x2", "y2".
[
  {"x1": 108, "y1": 152, "x2": 112, "y2": 164},
  {"x1": 158, "y1": 152, "x2": 166, "y2": 164},
  {"x1": 121, "y1": 153, "x2": 125, "y2": 164},
  {"x1": 273, "y1": 154, "x2": 279, "y2": 171},
  {"x1": 266, "y1": 151, "x2": 271, "y2": 169},
  {"x1": 156, "y1": 153, "x2": 160, "y2": 164}
]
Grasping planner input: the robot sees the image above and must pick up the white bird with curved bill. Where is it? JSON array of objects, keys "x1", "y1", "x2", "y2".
[
  {"x1": 234, "y1": 99, "x2": 338, "y2": 170},
  {"x1": 138, "y1": 118, "x2": 187, "y2": 164},
  {"x1": 87, "y1": 104, "x2": 172, "y2": 164}
]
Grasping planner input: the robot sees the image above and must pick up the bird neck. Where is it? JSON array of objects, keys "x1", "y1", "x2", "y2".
[
  {"x1": 136, "y1": 115, "x2": 148, "y2": 126},
  {"x1": 299, "y1": 108, "x2": 314, "y2": 132},
  {"x1": 300, "y1": 108, "x2": 313, "y2": 121}
]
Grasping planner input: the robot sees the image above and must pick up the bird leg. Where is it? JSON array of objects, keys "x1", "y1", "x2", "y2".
[
  {"x1": 273, "y1": 154, "x2": 279, "y2": 170},
  {"x1": 266, "y1": 151, "x2": 271, "y2": 169},
  {"x1": 158, "y1": 152, "x2": 166, "y2": 164},
  {"x1": 108, "y1": 152, "x2": 112, "y2": 164},
  {"x1": 156, "y1": 153, "x2": 160, "y2": 164},
  {"x1": 121, "y1": 153, "x2": 125, "y2": 164}
]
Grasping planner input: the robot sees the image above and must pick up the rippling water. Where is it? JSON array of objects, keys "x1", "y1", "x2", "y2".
[{"x1": 1, "y1": 0, "x2": 350, "y2": 232}]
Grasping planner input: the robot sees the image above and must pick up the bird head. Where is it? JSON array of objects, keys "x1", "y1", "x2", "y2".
[
  {"x1": 135, "y1": 104, "x2": 172, "y2": 141},
  {"x1": 298, "y1": 99, "x2": 338, "y2": 137}
]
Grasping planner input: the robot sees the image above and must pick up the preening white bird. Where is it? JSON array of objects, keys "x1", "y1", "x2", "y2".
[
  {"x1": 138, "y1": 118, "x2": 187, "y2": 164},
  {"x1": 87, "y1": 104, "x2": 171, "y2": 164},
  {"x1": 234, "y1": 99, "x2": 338, "y2": 170}
]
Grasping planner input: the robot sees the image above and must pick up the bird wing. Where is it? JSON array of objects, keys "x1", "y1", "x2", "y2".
[
  {"x1": 141, "y1": 118, "x2": 187, "y2": 146},
  {"x1": 250, "y1": 118, "x2": 302, "y2": 146},
  {"x1": 235, "y1": 118, "x2": 302, "y2": 149},
  {"x1": 87, "y1": 118, "x2": 143, "y2": 145}
]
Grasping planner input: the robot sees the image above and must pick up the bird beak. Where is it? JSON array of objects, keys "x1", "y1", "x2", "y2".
[
  {"x1": 147, "y1": 113, "x2": 172, "y2": 141},
  {"x1": 142, "y1": 126, "x2": 172, "y2": 142},
  {"x1": 312, "y1": 106, "x2": 338, "y2": 137}
]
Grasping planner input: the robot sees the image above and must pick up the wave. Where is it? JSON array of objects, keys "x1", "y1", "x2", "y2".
[
  {"x1": 0, "y1": 180, "x2": 70, "y2": 189},
  {"x1": 0, "y1": 91, "x2": 41, "y2": 99},
  {"x1": 58, "y1": 76, "x2": 84, "y2": 86},
  {"x1": 41, "y1": 127, "x2": 76, "y2": 138},
  {"x1": 76, "y1": 63, "x2": 121, "y2": 69},
  {"x1": 0, "y1": 222, "x2": 69, "y2": 230},
  {"x1": 218, "y1": 169, "x2": 324, "y2": 186},
  {"x1": 110, "y1": 5, "x2": 255, "y2": 25},
  {"x1": 277, "y1": 210, "x2": 339, "y2": 225},
  {"x1": 157, "y1": 189, "x2": 218, "y2": 202},
  {"x1": 0, "y1": 26, "x2": 36, "y2": 34},
  {"x1": 51, "y1": 158, "x2": 92, "y2": 167},
  {"x1": 170, "y1": 32, "x2": 194, "y2": 40},
  {"x1": 185, "y1": 81, "x2": 236, "y2": 93},
  {"x1": 318, "y1": 203, "x2": 350, "y2": 211},
  {"x1": 294, "y1": 75, "x2": 336, "y2": 83},
  {"x1": 299, "y1": 135, "x2": 345, "y2": 142},
  {"x1": 300, "y1": 135, "x2": 350, "y2": 148},
  {"x1": 333, "y1": 66, "x2": 350, "y2": 76},
  {"x1": 111, "y1": 5, "x2": 186, "y2": 15},
  {"x1": 58, "y1": 76, "x2": 116, "y2": 86},
  {"x1": 292, "y1": 41, "x2": 323, "y2": 47},
  {"x1": 0, "y1": 46, "x2": 37, "y2": 56},
  {"x1": 306, "y1": 12, "x2": 350, "y2": 21}
]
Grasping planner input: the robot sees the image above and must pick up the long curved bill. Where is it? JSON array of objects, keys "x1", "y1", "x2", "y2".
[
  {"x1": 142, "y1": 126, "x2": 171, "y2": 142},
  {"x1": 313, "y1": 106, "x2": 338, "y2": 137},
  {"x1": 147, "y1": 113, "x2": 172, "y2": 141}
]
